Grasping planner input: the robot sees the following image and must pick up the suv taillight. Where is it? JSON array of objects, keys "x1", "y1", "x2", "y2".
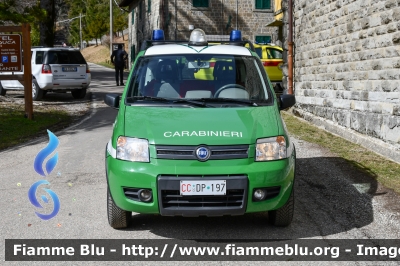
[
  {"x1": 262, "y1": 61, "x2": 282, "y2": 67},
  {"x1": 41, "y1": 64, "x2": 52, "y2": 74},
  {"x1": 86, "y1": 64, "x2": 90, "y2": 73}
]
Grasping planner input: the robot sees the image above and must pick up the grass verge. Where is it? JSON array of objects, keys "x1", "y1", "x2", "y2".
[
  {"x1": 282, "y1": 111, "x2": 400, "y2": 194},
  {"x1": 0, "y1": 105, "x2": 74, "y2": 151}
]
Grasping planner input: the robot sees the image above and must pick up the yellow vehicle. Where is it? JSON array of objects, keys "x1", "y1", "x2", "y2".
[
  {"x1": 193, "y1": 58, "x2": 218, "y2": 80},
  {"x1": 252, "y1": 43, "x2": 283, "y2": 82},
  {"x1": 193, "y1": 42, "x2": 283, "y2": 85}
]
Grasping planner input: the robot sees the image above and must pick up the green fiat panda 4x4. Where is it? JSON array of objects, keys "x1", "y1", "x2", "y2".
[{"x1": 104, "y1": 29, "x2": 296, "y2": 229}]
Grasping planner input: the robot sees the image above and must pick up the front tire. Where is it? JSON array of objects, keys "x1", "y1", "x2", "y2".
[
  {"x1": 32, "y1": 79, "x2": 44, "y2": 101},
  {"x1": 107, "y1": 187, "x2": 132, "y2": 229},
  {"x1": 71, "y1": 88, "x2": 86, "y2": 99},
  {"x1": 268, "y1": 187, "x2": 294, "y2": 227},
  {"x1": 0, "y1": 82, "x2": 6, "y2": 96}
]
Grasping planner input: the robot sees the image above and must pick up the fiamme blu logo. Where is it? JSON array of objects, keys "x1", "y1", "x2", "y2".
[{"x1": 28, "y1": 130, "x2": 60, "y2": 220}]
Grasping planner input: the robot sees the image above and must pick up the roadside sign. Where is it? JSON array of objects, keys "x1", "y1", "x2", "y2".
[{"x1": 0, "y1": 34, "x2": 22, "y2": 72}]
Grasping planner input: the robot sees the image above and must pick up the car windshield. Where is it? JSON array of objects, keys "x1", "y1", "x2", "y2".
[{"x1": 126, "y1": 54, "x2": 272, "y2": 103}]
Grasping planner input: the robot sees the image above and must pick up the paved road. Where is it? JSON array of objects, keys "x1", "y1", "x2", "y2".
[{"x1": 1, "y1": 64, "x2": 400, "y2": 265}]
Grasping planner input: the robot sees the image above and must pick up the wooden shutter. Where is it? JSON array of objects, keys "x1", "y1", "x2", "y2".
[
  {"x1": 193, "y1": 0, "x2": 209, "y2": 7},
  {"x1": 255, "y1": 0, "x2": 271, "y2": 9}
]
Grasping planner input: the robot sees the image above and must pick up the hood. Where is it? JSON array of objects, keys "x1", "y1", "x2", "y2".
[{"x1": 124, "y1": 106, "x2": 280, "y2": 145}]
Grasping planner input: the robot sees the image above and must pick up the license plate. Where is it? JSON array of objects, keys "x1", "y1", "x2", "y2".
[
  {"x1": 180, "y1": 180, "x2": 226, "y2": 195},
  {"x1": 62, "y1": 67, "x2": 77, "y2": 72}
]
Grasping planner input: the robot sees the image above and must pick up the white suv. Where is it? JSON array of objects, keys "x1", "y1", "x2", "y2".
[{"x1": 0, "y1": 47, "x2": 91, "y2": 100}]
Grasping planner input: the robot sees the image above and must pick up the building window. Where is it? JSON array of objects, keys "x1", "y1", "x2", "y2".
[
  {"x1": 255, "y1": 36, "x2": 271, "y2": 44},
  {"x1": 193, "y1": 0, "x2": 209, "y2": 8},
  {"x1": 255, "y1": 0, "x2": 271, "y2": 9},
  {"x1": 131, "y1": 11, "x2": 134, "y2": 25},
  {"x1": 147, "y1": 0, "x2": 151, "y2": 13}
]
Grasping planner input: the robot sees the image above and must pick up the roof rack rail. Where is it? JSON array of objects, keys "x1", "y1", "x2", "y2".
[
  {"x1": 208, "y1": 39, "x2": 255, "y2": 52},
  {"x1": 139, "y1": 39, "x2": 255, "y2": 52},
  {"x1": 140, "y1": 40, "x2": 188, "y2": 51}
]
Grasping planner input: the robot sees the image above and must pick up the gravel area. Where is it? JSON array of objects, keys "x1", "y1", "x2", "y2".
[{"x1": 0, "y1": 90, "x2": 92, "y2": 118}]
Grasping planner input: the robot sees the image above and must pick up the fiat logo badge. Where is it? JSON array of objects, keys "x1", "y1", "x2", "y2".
[{"x1": 195, "y1": 146, "x2": 211, "y2": 162}]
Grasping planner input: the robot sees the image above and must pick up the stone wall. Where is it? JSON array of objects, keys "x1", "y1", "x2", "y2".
[{"x1": 292, "y1": 0, "x2": 400, "y2": 161}]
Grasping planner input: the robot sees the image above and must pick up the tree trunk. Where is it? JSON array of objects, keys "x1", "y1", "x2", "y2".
[{"x1": 39, "y1": 0, "x2": 55, "y2": 47}]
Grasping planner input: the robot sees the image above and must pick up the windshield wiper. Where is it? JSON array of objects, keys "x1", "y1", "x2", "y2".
[
  {"x1": 200, "y1": 98, "x2": 258, "y2": 106},
  {"x1": 126, "y1": 96, "x2": 213, "y2": 107},
  {"x1": 172, "y1": 99, "x2": 214, "y2": 108},
  {"x1": 127, "y1": 96, "x2": 169, "y2": 102}
]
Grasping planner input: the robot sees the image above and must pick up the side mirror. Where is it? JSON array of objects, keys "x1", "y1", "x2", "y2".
[
  {"x1": 104, "y1": 93, "x2": 121, "y2": 109},
  {"x1": 279, "y1": 94, "x2": 296, "y2": 110}
]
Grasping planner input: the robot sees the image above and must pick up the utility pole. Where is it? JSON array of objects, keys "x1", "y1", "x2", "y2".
[
  {"x1": 288, "y1": 0, "x2": 294, "y2": 95},
  {"x1": 236, "y1": 0, "x2": 238, "y2": 29},
  {"x1": 110, "y1": 0, "x2": 113, "y2": 55},
  {"x1": 56, "y1": 15, "x2": 85, "y2": 48},
  {"x1": 80, "y1": 13, "x2": 82, "y2": 49}
]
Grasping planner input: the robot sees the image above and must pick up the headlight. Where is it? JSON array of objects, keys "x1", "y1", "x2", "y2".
[
  {"x1": 117, "y1": 136, "x2": 149, "y2": 162},
  {"x1": 255, "y1": 136, "x2": 287, "y2": 161}
]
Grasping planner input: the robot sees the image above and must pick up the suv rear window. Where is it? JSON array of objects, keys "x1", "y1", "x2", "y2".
[
  {"x1": 44, "y1": 50, "x2": 87, "y2": 64},
  {"x1": 35, "y1": 51, "x2": 44, "y2": 64}
]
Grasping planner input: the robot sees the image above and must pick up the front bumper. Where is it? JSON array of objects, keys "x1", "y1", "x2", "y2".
[
  {"x1": 106, "y1": 153, "x2": 295, "y2": 216},
  {"x1": 158, "y1": 175, "x2": 248, "y2": 216}
]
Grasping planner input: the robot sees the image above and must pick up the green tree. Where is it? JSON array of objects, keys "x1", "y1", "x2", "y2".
[
  {"x1": 114, "y1": 8, "x2": 128, "y2": 40},
  {"x1": 0, "y1": 0, "x2": 46, "y2": 46},
  {"x1": 65, "y1": 0, "x2": 87, "y2": 47},
  {"x1": 85, "y1": 0, "x2": 109, "y2": 45},
  {"x1": 0, "y1": 0, "x2": 44, "y2": 24}
]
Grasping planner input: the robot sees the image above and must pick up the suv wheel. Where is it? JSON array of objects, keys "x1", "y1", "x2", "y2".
[
  {"x1": 0, "y1": 83, "x2": 6, "y2": 96},
  {"x1": 268, "y1": 187, "x2": 294, "y2": 227},
  {"x1": 71, "y1": 88, "x2": 86, "y2": 99},
  {"x1": 32, "y1": 80, "x2": 44, "y2": 101},
  {"x1": 107, "y1": 187, "x2": 132, "y2": 229}
]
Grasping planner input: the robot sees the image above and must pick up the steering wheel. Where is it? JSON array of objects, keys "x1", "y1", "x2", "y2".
[{"x1": 214, "y1": 84, "x2": 246, "y2": 98}]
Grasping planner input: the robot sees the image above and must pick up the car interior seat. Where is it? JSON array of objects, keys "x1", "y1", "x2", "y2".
[
  {"x1": 213, "y1": 61, "x2": 236, "y2": 84},
  {"x1": 213, "y1": 61, "x2": 236, "y2": 92},
  {"x1": 213, "y1": 61, "x2": 249, "y2": 99},
  {"x1": 154, "y1": 59, "x2": 180, "y2": 98}
]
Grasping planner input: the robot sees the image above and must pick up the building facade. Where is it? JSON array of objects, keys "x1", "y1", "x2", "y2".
[{"x1": 120, "y1": 0, "x2": 278, "y2": 64}]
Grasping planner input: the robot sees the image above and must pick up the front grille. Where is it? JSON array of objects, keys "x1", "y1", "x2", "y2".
[
  {"x1": 161, "y1": 189, "x2": 245, "y2": 208},
  {"x1": 156, "y1": 145, "x2": 249, "y2": 160},
  {"x1": 158, "y1": 175, "x2": 248, "y2": 216}
]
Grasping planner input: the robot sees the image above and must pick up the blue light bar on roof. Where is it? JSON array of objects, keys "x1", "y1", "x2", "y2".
[
  {"x1": 152, "y1": 30, "x2": 165, "y2": 41},
  {"x1": 230, "y1": 30, "x2": 242, "y2": 41}
]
